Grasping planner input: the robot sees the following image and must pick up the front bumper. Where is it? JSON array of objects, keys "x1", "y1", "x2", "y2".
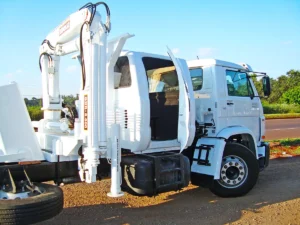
[{"x1": 259, "y1": 142, "x2": 270, "y2": 169}]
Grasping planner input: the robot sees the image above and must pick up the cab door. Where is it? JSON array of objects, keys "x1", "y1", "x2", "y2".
[
  {"x1": 225, "y1": 69, "x2": 260, "y2": 141},
  {"x1": 167, "y1": 48, "x2": 195, "y2": 151}
]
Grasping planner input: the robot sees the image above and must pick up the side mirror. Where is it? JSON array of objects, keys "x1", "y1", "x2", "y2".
[{"x1": 262, "y1": 76, "x2": 271, "y2": 97}]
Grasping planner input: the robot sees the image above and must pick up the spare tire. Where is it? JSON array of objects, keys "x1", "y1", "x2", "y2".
[{"x1": 0, "y1": 183, "x2": 63, "y2": 225}]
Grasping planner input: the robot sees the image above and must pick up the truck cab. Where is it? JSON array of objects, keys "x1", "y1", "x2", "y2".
[
  {"x1": 109, "y1": 54, "x2": 270, "y2": 197},
  {"x1": 187, "y1": 59, "x2": 270, "y2": 197},
  {"x1": 188, "y1": 59, "x2": 265, "y2": 143},
  {"x1": 108, "y1": 51, "x2": 195, "y2": 153}
]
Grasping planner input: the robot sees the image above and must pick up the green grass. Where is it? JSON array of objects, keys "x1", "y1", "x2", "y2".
[
  {"x1": 270, "y1": 148, "x2": 281, "y2": 155},
  {"x1": 269, "y1": 138, "x2": 300, "y2": 156},
  {"x1": 263, "y1": 103, "x2": 300, "y2": 114},
  {"x1": 277, "y1": 138, "x2": 300, "y2": 146},
  {"x1": 267, "y1": 138, "x2": 300, "y2": 146},
  {"x1": 270, "y1": 147, "x2": 300, "y2": 155},
  {"x1": 292, "y1": 147, "x2": 300, "y2": 155},
  {"x1": 265, "y1": 113, "x2": 300, "y2": 119}
]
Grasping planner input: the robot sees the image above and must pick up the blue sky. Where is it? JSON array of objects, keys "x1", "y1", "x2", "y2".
[{"x1": 0, "y1": 0, "x2": 299, "y2": 97}]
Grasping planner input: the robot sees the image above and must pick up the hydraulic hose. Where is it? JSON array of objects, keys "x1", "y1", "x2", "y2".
[
  {"x1": 79, "y1": 2, "x2": 111, "y2": 33},
  {"x1": 39, "y1": 52, "x2": 52, "y2": 72},
  {"x1": 78, "y1": 2, "x2": 111, "y2": 90}
]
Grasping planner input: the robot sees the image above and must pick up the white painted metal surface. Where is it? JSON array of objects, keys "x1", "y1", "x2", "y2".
[
  {"x1": 188, "y1": 59, "x2": 266, "y2": 179},
  {"x1": 178, "y1": 57, "x2": 196, "y2": 148},
  {"x1": 167, "y1": 47, "x2": 194, "y2": 152},
  {"x1": 191, "y1": 137, "x2": 226, "y2": 179},
  {"x1": 0, "y1": 83, "x2": 44, "y2": 163},
  {"x1": 107, "y1": 124, "x2": 124, "y2": 197},
  {"x1": 113, "y1": 51, "x2": 151, "y2": 152},
  {"x1": 38, "y1": 6, "x2": 110, "y2": 183},
  {"x1": 187, "y1": 60, "x2": 264, "y2": 143},
  {"x1": 188, "y1": 59, "x2": 247, "y2": 71},
  {"x1": 113, "y1": 50, "x2": 196, "y2": 153}
]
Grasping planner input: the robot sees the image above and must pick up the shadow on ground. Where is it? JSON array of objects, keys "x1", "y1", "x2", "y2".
[{"x1": 41, "y1": 157, "x2": 300, "y2": 225}]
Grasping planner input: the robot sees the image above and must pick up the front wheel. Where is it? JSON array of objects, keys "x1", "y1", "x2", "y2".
[{"x1": 209, "y1": 143, "x2": 259, "y2": 197}]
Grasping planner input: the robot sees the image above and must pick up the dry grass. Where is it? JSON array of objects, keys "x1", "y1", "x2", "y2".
[{"x1": 269, "y1": 138, "x2": 300, "y2": 158}]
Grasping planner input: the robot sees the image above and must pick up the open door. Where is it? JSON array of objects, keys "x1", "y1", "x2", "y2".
[{"x1": 167, "y1": 47, "x2": 192, "y2": 152}]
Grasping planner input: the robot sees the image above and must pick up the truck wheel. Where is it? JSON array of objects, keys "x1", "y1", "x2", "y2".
[
  {"x1": 0, "y1": 183, "x2": 63, "y2": 225},
  {"x1": 209, "y1": 143, "x2": 259, "y2": 197}
]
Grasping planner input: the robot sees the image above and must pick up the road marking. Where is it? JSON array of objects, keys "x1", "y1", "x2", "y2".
[{"x1": 268, "y1": 128, "x2": 298, "y2": 131}]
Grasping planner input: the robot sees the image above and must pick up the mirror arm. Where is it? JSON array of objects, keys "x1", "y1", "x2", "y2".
[
  {"x1": 247, "y1": 74, "x2": 268, "y2": 78},
  {"x1": 252, "y1": 95, "x2": 268, "y2": 99}
]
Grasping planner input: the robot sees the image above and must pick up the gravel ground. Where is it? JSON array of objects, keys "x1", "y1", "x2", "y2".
[{"x1": 40, "y1": 157, "x2": 300, "y2": 225}]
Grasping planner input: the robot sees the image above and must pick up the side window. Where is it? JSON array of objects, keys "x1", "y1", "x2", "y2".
[
  {"x1": 189, "y1": 68, "x2": 203, "y2": 91},
  {"x1": 142, "y1": 57, "x2": 178, "y2": 93},
  {"x1": 226, "y1": 70, "x2": 253, "y2": 97},
  {"x1": 114, "y1": 56, "x2": 131, "y2": 88}
]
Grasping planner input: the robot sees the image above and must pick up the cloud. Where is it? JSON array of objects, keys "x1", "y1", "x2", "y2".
[
  {"x1": 198, "y1": 48, "x2": 217, "y2": 57},
  {"x1": 2, "y1": 69, "x2": 23, "y2": 78},
  {"x1": 4, "y1": 73, "x2": 13, "y2": 78},
  {"x1": 4, "y1": 69, "x2": 23, "y2": 79},
  {"x1": 66, "y1": 65, "x2": 78, "y2": 73},
  {"x1": 282, "y1": 41, "x2": 292, "y2": 45},
  {"x1": 171, "y1": 48, "x2": 180, "y2": 54}
]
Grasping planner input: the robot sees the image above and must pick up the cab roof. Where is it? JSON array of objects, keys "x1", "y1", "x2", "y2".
[
  {"x1": 121, "y1": 51, "x2": 252, "y2": 71},
  {"x1": 187, "y1": 59, "x2": 250, "y2": 71}
]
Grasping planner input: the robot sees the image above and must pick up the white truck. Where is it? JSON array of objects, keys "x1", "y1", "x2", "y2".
[{"x1": 0, "y1": 2, "x2": 271, "y2": 224}]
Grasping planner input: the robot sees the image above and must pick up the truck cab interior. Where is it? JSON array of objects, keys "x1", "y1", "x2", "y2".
[
  {"x1": 142, "y1": 57, "x2": 179, "y2": 141},
  {"x1": 114, "y1": 56, "x2": 180, "y2": 142}
]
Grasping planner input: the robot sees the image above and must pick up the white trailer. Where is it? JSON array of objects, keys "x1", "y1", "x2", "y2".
[{"x1": 0, "y1": 2, "x2": 271, "y2": 225}]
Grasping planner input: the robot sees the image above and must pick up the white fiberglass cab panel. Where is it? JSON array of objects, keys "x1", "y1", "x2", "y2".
[
  {"x1": 223, "y1": 68, "x2": 261, "y2": 142},
  {"x1": 114, "y1": 51, "x2": 195, "y2": 153},
  {"x1": 167, "y1": 47, "x2": 195, "y2": 151},
  {"x1": 113, "y1": 52, "x2": 152, "y2": 152},
  {"x1": 0, "y1": 83, "x2": 44, "y2": 163}
]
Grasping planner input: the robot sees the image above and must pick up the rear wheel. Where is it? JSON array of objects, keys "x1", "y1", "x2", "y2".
[{"x1": 209, "y1": 143, "x2": 259, "y2": 197}]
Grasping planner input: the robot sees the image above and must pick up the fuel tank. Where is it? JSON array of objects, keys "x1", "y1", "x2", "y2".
[{"x1": 121, "y1": 152, "x2": 190, "y2": 196}]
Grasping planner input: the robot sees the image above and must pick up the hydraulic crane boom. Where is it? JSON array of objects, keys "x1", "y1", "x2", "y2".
[{"x1": 39, "y1": 2, "x2": 111, "y2": 183}]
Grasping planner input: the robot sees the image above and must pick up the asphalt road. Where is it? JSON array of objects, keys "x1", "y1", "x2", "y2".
[{"x1": 265, "y1": 118, "x2": 300, "y2": 140}]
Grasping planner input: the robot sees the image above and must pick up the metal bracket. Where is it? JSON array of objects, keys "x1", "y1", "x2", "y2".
[
  {"x1": 193, "y1": 144, "x2": 214, "y2": 166},
  {"x1": 7, "y1": 169, "x2": 16, "y2": 194},
  {"x1": 107, "y1": 33, "x2": 134, "y2": 68},
  {"x1": 3, "y1": 168, "x2": 42, "y2": 194}
]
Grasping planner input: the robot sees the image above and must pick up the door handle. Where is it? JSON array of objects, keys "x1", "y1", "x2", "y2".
[{"x1": 227, "y1": 102, "x2": 234, "y2": 105}]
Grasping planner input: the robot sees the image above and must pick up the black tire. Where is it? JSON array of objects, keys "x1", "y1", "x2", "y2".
[
  {"x1": 209, "y1": 143, "x2": 259, "y2": 197},
  {"x1": 0, "y1": 183, "x2": 63, "y2": 225}
]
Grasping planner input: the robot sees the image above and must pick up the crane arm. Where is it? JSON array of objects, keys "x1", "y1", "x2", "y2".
[
  {"x1": 38, "y1": 2, "x2": 111, "y2": 183},
  {"x1": 41, "y1": 8, "x2": 90, "y2": 53},
  {"x1": 40, "y1": 2, "x2": 111, "y2": 56},
  {"x1": 39, "y1": 2, "x2": 110, "y2": 111}
]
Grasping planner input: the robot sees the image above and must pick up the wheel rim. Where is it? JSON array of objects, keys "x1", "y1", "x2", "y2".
[
  {"x1": 217, "y1": 155, "x2": 248, "y2": 189},
  {"x1": 0, "y1": 191, "x2": 30, "y2": 200},
  {"x1": 0, "y1": 186, "x2": 45, "y2": 200}
]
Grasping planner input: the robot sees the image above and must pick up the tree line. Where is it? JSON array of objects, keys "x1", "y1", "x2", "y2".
[
  {"x1": 25, "y1": 95, "x2": 78, "y2": 107},
  {"x1": 25, "y1": 95, "x2": 78, "y2": 121},
  {"x1": 253, "y1": 69, "x2": 300, "y2": 105}
]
